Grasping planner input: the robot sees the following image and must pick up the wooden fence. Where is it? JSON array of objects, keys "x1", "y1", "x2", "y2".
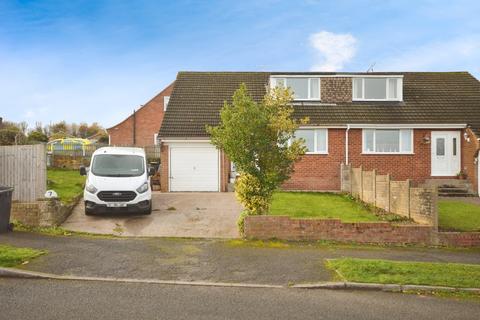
[
  {"x1": 0, "y1": 144, "x2": 47, "y2": 202},
  {"x1": 341, "y1": 163, "x2": 438, "y2": 227}
]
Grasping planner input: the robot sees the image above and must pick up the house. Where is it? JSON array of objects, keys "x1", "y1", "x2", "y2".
[
  {"x1": 107, "y1": 82, "x2": 174, "y2": 146},
  {"x1": 158, "y1": 71, "x2": 480, "y2": 195}
]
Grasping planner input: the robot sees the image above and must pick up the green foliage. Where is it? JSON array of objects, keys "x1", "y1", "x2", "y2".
[
  {"x1": 0, "y1": 244, "x2": 46, "y2": 267},
  {"x1": 207, "y1": 84, "x2": 307, "y2": 219},
  {"x1": 28, "y1": 130, "x2": 48, "y2": 143},
  {"x1": 326, "y1": 258, "x2": 480, "y2": 288},
  {"x1": 439, "y1": 200, "x2": 480, "y2": 232}
]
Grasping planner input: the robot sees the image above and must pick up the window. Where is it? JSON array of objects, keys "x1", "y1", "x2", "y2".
[
  {"x1": 294, "y1": 129, "x2": 328, "y2": 154},
  {"x1": 352, "y1": 77, "x2": 402, "y2": 101},
  {"x1": 363, "y1": 129, "x2": 413, "y2": 154},
  {"x1": 271, "y1": 77, "x2": 320, "y2": 100},
  {"x1": 154, "y1": 133, "x2": 159, "y2": 145},
  {"x1": 163, "y1": 96, "x2": 170, "y2": 111}
]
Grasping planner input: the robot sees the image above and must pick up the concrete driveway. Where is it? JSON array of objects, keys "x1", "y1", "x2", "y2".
[{"x1": 61, "y1": 192, "x2": 242, "y2": 238}]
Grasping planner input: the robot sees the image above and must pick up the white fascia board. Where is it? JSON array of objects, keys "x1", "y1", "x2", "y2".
[
  {"x1": 299, "y1": 125, "x2": 347, "y2": 129},
  {"x1": 162, "y1": 138, "x2": 211, "y2": 143},
  {"x1": 347, "y1": 123, "x2": 467, "y2": 129},
  {"x1": 270, "y1": 74, "x2": 404, "y2": 78}
]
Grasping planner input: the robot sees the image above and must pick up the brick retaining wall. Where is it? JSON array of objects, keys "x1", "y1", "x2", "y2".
[
  {"x1": 244, "y1": 216, "x2": 480, "y2": 247},
  {"x1": 244, "y1": 216, "x2": 434, "y2": 245}
]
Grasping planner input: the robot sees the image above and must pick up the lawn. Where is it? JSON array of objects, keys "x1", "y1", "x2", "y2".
[
  {"x1": 269, "y1": 192, "x2": 381, "y2": 222},
  {"x1": 47, "y1": 168, "x2": 86, "y2": 204},
  {"x1": 326, "y1": 258, "x2": 480, "y2": 288},
  {"x1": 438, "y1": 200, "x2": 480, "y2": 232},
  {"x1": 0, "y1": 244, "x2": 46, "y2": 267}
]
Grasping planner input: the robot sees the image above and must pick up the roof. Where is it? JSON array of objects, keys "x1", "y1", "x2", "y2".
[
  {"x1": 93, "y1": 147, "x2": 146, "y2": 156},
  {"x1": 159, "y1": 71, "x2": 480, "y2": 138}
]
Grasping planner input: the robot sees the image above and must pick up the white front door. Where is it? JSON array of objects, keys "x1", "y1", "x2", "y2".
[
  {"x1": 169, "y1": 143, "x2": 220, "y2": 192},
  {"x1": 431, "y1": 131, "x2": 461, "y2": 176}
]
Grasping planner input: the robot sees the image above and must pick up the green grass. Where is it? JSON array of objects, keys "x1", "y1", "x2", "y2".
[
  {"x1": 269, "y1": 192, "x2": 381, "y2": 222},
  {"x1": 0, "y1": 244, "x2": 46, "y2": 267},
  {"x1": 326, "y1": 258, "x2": 480, "y2": 288},
  {"x1": 47, "y1": 168, "x2": 86, "y2": 204},
  {"x1": 438, "y1": 200, "x2": 480, "y2": 232}
]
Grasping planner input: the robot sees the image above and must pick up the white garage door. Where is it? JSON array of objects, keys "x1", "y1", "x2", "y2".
[{"x1": 169, "y1": 144, "x2": 219, "y2": 191}]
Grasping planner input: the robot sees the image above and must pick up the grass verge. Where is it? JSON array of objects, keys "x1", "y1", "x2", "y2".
[
  {"x1": 47, "y1": 168, "x2": 86, "y2": 204},
  {"x1": 0, "y1": 244, "x2": 46, "y2": 267},
  {"x1": 438, "y1": 200, "x2": 480, "y2": 232},
  {"x1": 326, "y1": 258, "x2": 480, "y2": 288},
  {"x1": 13, "y1": 220, "x2": 120, "y2": 239}
]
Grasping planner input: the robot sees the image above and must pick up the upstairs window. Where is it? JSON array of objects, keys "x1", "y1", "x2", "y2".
[
  {"x1": 363, "y1": 129, "x2": 413, "y2": 154},
  {"x1": 163, "y1": 96, "x2": 170, "y2": 111},
  {"x1": 353, "y1": 77, "x2": 402, "y2": 101},
  {"x1": 271, "y1": 77, "x2": 320, "y2": 100}
]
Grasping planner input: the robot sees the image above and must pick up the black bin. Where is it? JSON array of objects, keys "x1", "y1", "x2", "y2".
[{"x1": 0, "y1": 186, "x2": 14, "y2": 233}]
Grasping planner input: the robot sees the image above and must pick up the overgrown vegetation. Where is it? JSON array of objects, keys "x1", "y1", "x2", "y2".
[
  {"x1": 438, "y1": 200, "x2": 480, "y2": 232},
  {"x1": 207, "y1": 84, "x2": 308, "y2": 233},
  {"x1": 0, "y1": 244, "x2": 46, "y2": 267},
  {"x1": 47, "y1": 168, "x2": 86, "y2": 204},
  {"x1": 326, "y1": 258, "x2": 480, "y2": 288}
]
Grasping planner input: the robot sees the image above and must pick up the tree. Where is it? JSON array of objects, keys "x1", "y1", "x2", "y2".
[
  {"x1": 207, "y1": 84, "x2": 308, "y2": 232},
  {"x1": 28, "y1": 130, "x2": 48, "y2": 143}
]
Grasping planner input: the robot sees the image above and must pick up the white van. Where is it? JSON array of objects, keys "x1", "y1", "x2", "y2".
[{"x1": 80, "y1": 147, "x2": 155, "y2": 215}]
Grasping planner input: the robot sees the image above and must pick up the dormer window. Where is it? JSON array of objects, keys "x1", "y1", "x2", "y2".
[
  {"x1": 352, "y1": 76, "x2": 403, "y2": 101},
  {"x1": 271, "y1": 77, "x2": 320, "y2": 100}
]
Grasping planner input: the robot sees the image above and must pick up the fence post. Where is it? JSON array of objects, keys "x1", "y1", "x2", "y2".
[
  {"x1": 372, "y1": 169, "x2": 377, "y2": 207},
  {"x1": 359, "y1": 165, "x2": 363, "y2": 201}
]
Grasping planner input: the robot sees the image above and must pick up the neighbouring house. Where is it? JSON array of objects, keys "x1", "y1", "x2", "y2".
[
  {"x1": 158, "y1": 71, "x2": 480, "y2": 195},
  {"x1": 107, "y1": 82, "x2": 174, "y2": 146}
]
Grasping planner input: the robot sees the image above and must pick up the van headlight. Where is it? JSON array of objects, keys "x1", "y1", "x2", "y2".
[
  {"x1": 85, "y1": 184, "x2": 97, "y2": 194},
  {"x1": 136, "y1": 182, "x2": 149, "y2": 194}
]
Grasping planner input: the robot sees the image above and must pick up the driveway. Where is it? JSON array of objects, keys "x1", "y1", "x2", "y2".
[{"x1": 61, "y1": 192, "x2": 242, "y2": 238}]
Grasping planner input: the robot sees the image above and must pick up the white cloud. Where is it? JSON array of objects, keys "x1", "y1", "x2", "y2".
[
  {"x1": 378, "y1": 35, "x2": 480, "y2": 73},
  {"x1": 309, "y1": 31, "x2": 357, "y2": 71}
]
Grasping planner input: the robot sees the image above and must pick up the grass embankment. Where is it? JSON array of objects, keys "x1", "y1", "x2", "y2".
[
  {"x1": 326, "y1": 258, "x2": 480, "y2": 288},
  {"x1": 269, "y1": 192, "x2": 382, "y2": 222},
  {"x1": 47, "y1": 168, "x2": 86, "y2": 204},
  {"x1": 0, "y1": 244, "x2": 46, "y2": 267},
  {"x1": 438, "y1": 200, "x2": 480, "y2": 232}
]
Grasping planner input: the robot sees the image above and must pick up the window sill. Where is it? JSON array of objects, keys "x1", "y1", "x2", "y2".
[
  {"x1": 361, "y1": 152, "x2": 415, "y2": 155},
  {"x1": 305, "y1": 152, "x2": 329, "y2": 155}
]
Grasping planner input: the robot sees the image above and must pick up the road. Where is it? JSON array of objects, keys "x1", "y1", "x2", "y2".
[{"x1": 1, "y1": 278, "x2": 479, "y2": 320}]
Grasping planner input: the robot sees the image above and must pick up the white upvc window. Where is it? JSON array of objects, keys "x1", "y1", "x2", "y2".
[
  {"x1": 163, "y1": 96, "x2": 170, "y2": 111},
  {"x1": 294, "y1": 128, "x2": 328, "y2": 154},
  {"x1": 362, "y1": 129, "x2": 413, "y2": 154},
  {"x1": 352, "y1": 77, "x2": 403, "y2": 101},
  {"x1": 271, "y1": 77, "x2": 321, "y2": 100},
  {"x1": 154, "y1": 133, "x2": 159, "y2": 145}
]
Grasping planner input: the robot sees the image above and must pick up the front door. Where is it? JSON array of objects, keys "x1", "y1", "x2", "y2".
[{"x1": 431, "y1": 131, "x2": 461, "y2": 176}]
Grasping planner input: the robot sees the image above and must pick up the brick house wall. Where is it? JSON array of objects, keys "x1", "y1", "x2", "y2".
[
  {"x1": 462, "y1": 128, "x2": 479, "y2": 193},
  {"x1": 107, "y1": 82, "x2": 174, "y2": 146},
  {"x1": 284, "y1": 128, "x2": 479, "y2": 192}
]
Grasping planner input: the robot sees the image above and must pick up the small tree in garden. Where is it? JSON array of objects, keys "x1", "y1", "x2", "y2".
[{"x1": 207, "y1": 84, "x2": 308, "y2": 233}]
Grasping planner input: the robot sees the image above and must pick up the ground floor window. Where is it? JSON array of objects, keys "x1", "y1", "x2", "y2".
[
  {"x1": 362, "y1": 129, "x2": 413, "y2": 154},
  {"x1": 295, "y1": 128, "x2": 328, "y2": 154}
]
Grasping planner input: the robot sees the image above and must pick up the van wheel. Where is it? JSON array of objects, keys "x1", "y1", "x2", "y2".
[{"x1": 143, "y1": 204, "x2": 152, "y2": 215}]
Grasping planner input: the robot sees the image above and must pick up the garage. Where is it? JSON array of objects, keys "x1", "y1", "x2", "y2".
[{"x1": 168, "y1": 143, "x2": 220, "y2": 191}]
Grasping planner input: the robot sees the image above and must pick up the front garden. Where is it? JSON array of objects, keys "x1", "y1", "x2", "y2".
[
  {"x1": 47, "y1": 168, "x2": 85, "y2": 204},
  {"x1": 438, "y1": 200, "x2": 480, "y2": 232}
]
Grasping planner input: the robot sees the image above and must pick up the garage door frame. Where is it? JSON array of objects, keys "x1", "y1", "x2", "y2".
[{"x1": 168, "y1": 142, "x2": 221, "y2": 192}]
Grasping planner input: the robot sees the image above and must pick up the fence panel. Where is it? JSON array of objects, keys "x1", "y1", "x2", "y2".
[{"x1": 0, "y1": 144, "x2": 46, "y2": 202}]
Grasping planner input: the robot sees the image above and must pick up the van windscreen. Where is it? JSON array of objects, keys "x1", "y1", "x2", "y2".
[{"x1": 91, "y1": 154, "x2": 145, "y2": 177}]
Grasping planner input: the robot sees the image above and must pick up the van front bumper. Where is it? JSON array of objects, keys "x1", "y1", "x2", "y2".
[{"x1": 84, "y1": 190, "x2": 151, "y2": 213}]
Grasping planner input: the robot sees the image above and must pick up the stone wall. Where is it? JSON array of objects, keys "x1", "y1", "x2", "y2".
[
  {"x1": 11, "y1": 196, "x2": 80, "y2": 227},
  {"x1": 342, "y1": 164, "x2": 438, "y2": 226}
]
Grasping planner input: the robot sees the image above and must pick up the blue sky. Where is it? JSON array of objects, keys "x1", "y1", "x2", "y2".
[{"x1": 1, "y1": 0, "x2": 480, "y2": 129}]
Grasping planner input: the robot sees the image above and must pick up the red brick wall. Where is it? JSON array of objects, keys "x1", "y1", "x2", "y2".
[
  {"x1": 437, "y1": 232, "x2": 480, "y2": 247},
  {"x1": 244, "y1": 216, "x2": 433, "y2": 245},
  {"x1": 462, "y1": 128, "x2": 479, "y2": 193},
  {"x1": 284, "y1": 128, "x2": 476, "y2": 191},
  {"x1": 160, "y1": 144, "x2": 169, "y2": 192},
  {"x1": 107, "y1": 82, "x2": 174, "y2": 146},
  {"x1": 283, "y1": 129, "x2": 345, "y2": 190},
  {"x1": 220, "y1": 151, "x2": 231, "y2": 192}
]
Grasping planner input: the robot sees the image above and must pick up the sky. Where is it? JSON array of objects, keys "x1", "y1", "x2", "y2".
[{"x1": 1, "y1": 0, "x2": 480, "y2": 129}]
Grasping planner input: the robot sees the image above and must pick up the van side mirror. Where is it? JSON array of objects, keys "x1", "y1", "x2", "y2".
[
  {"x1": 80, "y1": 166, "x2": 87, "y2": 176},
  {"x1": 148, "y1": 166, "x2": 156, "y2": 176}
]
